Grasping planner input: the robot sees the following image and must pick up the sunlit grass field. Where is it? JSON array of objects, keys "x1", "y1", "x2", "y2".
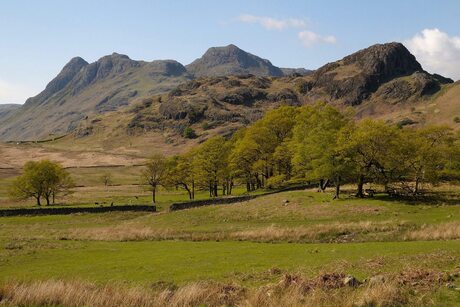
[{"x1": 1, "y1": 162, "x2": 460, "y2": 305}]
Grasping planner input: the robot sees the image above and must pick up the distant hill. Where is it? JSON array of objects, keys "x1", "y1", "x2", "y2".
[
  {"x1": 0, "y1": 45, "x2": 304, "y2": 141},
  {"x1": 44, "y1": 42, "x2": 455, "y2": 158},
  {"x1": 280, "y1": 67, "x2": 313, "y2": 76},
  {"x1": 0, "y1": 42, "x2": 455, "y2": 143},
  {"x1": 186, "y1": 44, "x2": 284, "y2": 77},
  {"x1": 0, "y1": 54, "x2": 192, "y2": 140},
  {"x1": 0, "y1": 104, "x2": 21, "y2": 122}
]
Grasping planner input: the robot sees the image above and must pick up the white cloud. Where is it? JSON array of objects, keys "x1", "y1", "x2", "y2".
[
  {"x1": 237, "y1": 14, "x2": 337, "y2": 48},
  {"x1": 237, "y1": 14, "x2": 306, "y2": 30},
  {"x1": 0, "y1": 79, "x2": 35, "y2": 104},
  {"x1": 406, "y1": 28, "x2": 460, "y2": 80},
  {"x1": 298, "y1": 30, "x2": 337, "y2": 47}
]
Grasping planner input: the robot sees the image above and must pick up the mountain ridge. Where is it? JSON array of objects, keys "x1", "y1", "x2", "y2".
[{"x1": 0, "y1": 42, "x2": 455, "y2": 142}]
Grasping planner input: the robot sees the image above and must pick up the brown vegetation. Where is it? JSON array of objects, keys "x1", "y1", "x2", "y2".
[
  {"x1": 65, "y1": 220, "x2": 409, "y2": 243},
  {"x1": 0, "y1": 269, "x2": 453, "y2": 307},
  {"x1": 405, "y1": 222, "x2": 460, "y2": 241}
]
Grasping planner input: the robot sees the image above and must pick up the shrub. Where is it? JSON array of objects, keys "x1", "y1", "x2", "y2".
[
  {"x1": 266, "y1": 175, "x2": 286, "y2": 189},
  {"x1": 183, "y1": 127, "x2": 197, "y2": 139}
]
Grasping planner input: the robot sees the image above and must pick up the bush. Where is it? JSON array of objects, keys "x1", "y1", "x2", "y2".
[
  {"x1": 183, "y1": 127, "x2": 197, "y2": 139},
  {"x1": 201, "y1": 121, "x2": 210, "y2": 130},
  {"x1": 266, "y1": 175, "x2": 287, "y2": 189},
  {"x1": 454, "y1": 117, "x2": 460, "y2": 123}
]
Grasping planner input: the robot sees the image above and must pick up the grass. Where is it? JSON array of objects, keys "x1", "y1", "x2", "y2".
[
  {"x1": 1, "y1": 240, "x2": 459, "y2": 285},
  {"x1": 1, "y1": 185, "x2": 460, "y2": 305}
]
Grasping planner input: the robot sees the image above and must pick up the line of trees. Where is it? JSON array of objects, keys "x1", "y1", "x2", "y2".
[
  {"x1": 142, "y1": 102, "x2": 460, "y2": 203},
  {"x1": 9, "y1": 160, "x2": 74, "y2": 206}
]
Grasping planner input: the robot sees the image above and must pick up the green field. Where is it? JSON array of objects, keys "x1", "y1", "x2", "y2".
[{"x1": 1, "y1": 188, "x2": 460, "y2": 305}]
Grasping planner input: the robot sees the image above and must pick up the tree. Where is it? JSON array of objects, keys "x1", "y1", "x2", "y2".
[
  {"x1": 193, "y1": 136, "x2": 228, "y2": 197},
  {"x1": 141, "y1": 153, "x2": 168, "y2": 204},
  {"x1": 291, "y1": 102, "x2": 352, "y2": 198},
  {"x1": 393, "y1": 126, "x2": 454, "y2": 195},
  {"x1": 165, "y1": 153, "x2": 196, "y2": 200},
  {"x1": 100, "y1": 173, "x2": 113, "y2": 188},
  {"x1": 229, "y1": 107, "x2": 297, "y2": 190},
  {"x1": 337, "y1": 120, "x2": 402, "y2": 197},
  {"x1": 9, "y1": 160, "x2": 74, "y2": 206}
]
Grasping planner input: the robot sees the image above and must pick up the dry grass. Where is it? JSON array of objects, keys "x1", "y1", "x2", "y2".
[
  {"x1": 0, "y1": 269, "x2": 450, "y2": 307},
  {"x1": 65, "y1": 220, "x2": 408, "y2": 243},
  {"x1": 405, "y1": 222, "x2": 460, "y2": 241}
]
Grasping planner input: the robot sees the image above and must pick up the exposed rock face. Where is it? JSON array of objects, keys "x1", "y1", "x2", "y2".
[
  {"x1": 0, "y1": 54, "x2": 191, "y2": 140},
  {"x1": 309, "y1": 42, "x2": 453, "y2": 105},
  {"x1": 1, "y1": 42, "x2": 454, "y2": 142},
  {"x1": 25, "y1": 57, "x2": 88, "y2": 106},
  {"x1": 186, "y1": 44, "x2": 284, "y2": 77}
]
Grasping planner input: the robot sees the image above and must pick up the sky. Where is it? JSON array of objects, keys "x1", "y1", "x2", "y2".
[{"x1": 1, "y1": 0, "x2": 460, "y2": 104}]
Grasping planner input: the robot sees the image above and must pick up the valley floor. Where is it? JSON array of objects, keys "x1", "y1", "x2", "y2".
[{"x1": 1, "y1": 188, "x2": 460, "y2": 306}]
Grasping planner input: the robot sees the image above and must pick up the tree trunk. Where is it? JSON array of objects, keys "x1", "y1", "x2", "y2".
[
  {"x1": 213, "y1": 182, "x2": 218, "y2": 197},
  {"x1": 192, "y1": 180, "x2": 195, "y2": 200},
  {"x1": 45, "y1": 195, "x2": 50, "y2": 206},
  {"x1": 52, "y1": 192, "x2": 55, "y2": 204},
  {"x1": 414, "y1": 177, "x2": 420, "y2": 196},
  {"x1": 356, "y1": 175, "x2": 365, "y2": 198},
  {"x1": 185, "y1": 186, "x2": 192, "y2": 200},
  {"x1": 318, "y1": 179, "x2": 329, "y2": 192},
  {"x1": 152, "y1": 186, "x2": 156, "y2": 204},
  {"x1": 35, "y1": 196, "x2": 41, "y2": 206},
  {"x1": 333, "y1": 176, "x2": 341, "y2": 200}
]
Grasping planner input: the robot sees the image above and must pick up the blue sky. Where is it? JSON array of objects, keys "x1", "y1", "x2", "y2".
[{"x1": 1, "y1": 0, "x2": 460, "y2": 104}]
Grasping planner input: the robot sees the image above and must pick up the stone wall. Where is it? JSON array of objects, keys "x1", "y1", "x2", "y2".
[{"x1": 0, "y1": 205, "x2": 156, "y2": 217}]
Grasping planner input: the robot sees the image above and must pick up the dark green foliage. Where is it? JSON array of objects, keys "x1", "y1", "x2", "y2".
[{"x1": 183, "y1": 127, "x2": 197, "y2": 139}]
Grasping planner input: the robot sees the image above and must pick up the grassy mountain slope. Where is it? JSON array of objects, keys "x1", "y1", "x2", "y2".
[
  {"x1": 0, "y1": 54, "x2": 192, "y2": 141},
  {"x1": 0, "y1": 45, "x2": 301, "y2": 141},
  {"x1": 0, "y1": 104, "x2": 20, "y2": 122}
]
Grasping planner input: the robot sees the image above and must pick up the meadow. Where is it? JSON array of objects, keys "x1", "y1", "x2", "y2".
[{"x1": 1, "y1": 185, "x2": 460, "y2": 306}]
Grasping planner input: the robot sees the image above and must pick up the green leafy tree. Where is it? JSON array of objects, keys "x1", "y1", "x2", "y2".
[
  {"x1": 165, "y1": 152, "x2": 196, "y2": 200},
  {"x1": 9, "y1": 160, "x2": 74, "y2": 206},
  {"x1": 193, "y1": 136, "x2": 228, "y2": 197},
  {"x1": 291, "y1": 102, "x2": 352, "y2": 198},
  {"x1": 141, "y1": 153, "x2": 168, "y2": 204},
  {"x1": 337, "y1": 120, "x2": 402, "y2": 197},
  {"x1": 394, "y1": 126, "x2": 454, "y2": 194}
]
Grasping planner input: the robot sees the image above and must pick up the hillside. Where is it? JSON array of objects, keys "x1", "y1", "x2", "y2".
[
  {"x1": 0, "y1": 104, "x2": 20, "y2": 122},
  {"x1": 0, "y1": 54, "x2": 192, "y2": 141},
  {"x1": 0, "y1": 45, "x2": 296, "y2": 141},
  {"x1": 25, "y1": 42, "x2": 456, "y2": 159},
  {"x1": 0, "y1": 42, "x2": 456, "y2": 146}
]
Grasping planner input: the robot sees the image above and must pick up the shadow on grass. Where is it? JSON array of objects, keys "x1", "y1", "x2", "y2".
[{"x1": 372, "y1": 191, "x2": 460, "y2": 206}]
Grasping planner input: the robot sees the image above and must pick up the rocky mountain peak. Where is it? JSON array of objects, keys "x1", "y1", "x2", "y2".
[
  {"x1": 24, "y1": 56, "x2": 88, "y2": 106},
  {"x1": 186, "y1": 44, "x2": 283, "y2": 77},
  {"x1": 310, "y1": 42, "x2": 451, "y2": 105},
  {"x1": 342, "y1": 42, "x2": 423, "y2": 80}
]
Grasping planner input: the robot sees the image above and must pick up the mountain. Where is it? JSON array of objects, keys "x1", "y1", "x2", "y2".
[
  {"x1": 304, "y1": 42, "x2": 453, "y2": 106},
  {"x1": 0, "y1": 54, "x2": 192, "y2": 140},
  {"x1": 0, "y1": 45, "x2": 302, "y2": 141},
  {"x1": 186, "y1": 44, "x2": 284, "y2": 77},
  {"x1": 49, "y1": 42, "x2": 456, "y2": 158},
  {"x1": 280, "y1": 67, "x2": 313, "y2": 76},
  {"x1": 0, "y1": 104, "x2": 21, "y2": 122},
  {"x1": 0, "y1": 42, "x2": 456, "y2": 143}
]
